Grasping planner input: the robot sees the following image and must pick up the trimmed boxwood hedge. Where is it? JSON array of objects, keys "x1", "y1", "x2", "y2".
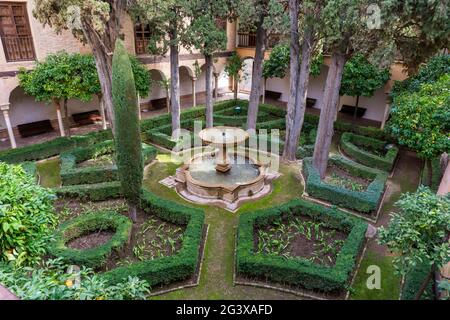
[
  {"x1": 0, "y1": 130, "x2": 113, "y2": 164},
  {"x1": 340, "y1": 132, "x2": 399, "y2": 172},
  {"x1": 213, "y1": 106, "x2": 273, "y2": 127},
  {"x1": 236, "y1": 199, "x2": 367, "y2": 292},
  {"x1": 102, "y1": 189, "x2": 205, "y2": 287},
  {"x1": 55, "y1": 181, "x2": 123, "y2": 201},
  {"x1": 49, "y1": 211, "x2": 132, "y2": 268},
  {"x1": 421, "y1": 156, "x2": 444, "y2": 192},
  {"x1": 303, "y1": 155, "x2": 388, "y2": 213},
  {"x1": 54, "y1": 184, "x2": 205, "y2": 288},
  {"x1": 60, "y1": 141, "x2": 157, "y2": 186}
]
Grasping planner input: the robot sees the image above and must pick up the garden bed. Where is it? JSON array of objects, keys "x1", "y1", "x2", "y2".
[
  {"x1": 51, "y1": 183, "x2": 206, "y2": 289},
  {"x1": 59, "y1": 140, "x2": 157, "y2": 186},
  {"x1": 236, "y1": 199, "x2": 368, "y2": 296},
  {"x1": 255, "y1": 216, "x2": 348, "y2": 267},
  {"x1": 340, "y1": 132, "x2": 399, "y2": 172},
  {"x1": 303, "y1": 155, "x2": 388, "y2": 216}
]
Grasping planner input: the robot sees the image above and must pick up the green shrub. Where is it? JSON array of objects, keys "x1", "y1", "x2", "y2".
[
  {"x1": 303, "y1": 155, "x2": 388, "y2": 213},
  {"x1": 236, "y1": 199, "x2": 367, "y2": 292},
  {"x1": 214, "y1": 106, "x2": 273, "y2": 127},
  {"x1": 0, "y1": 130, "x2": 112, "y2": 164},
  {"x1": 49, "y1": 212, "x2": 132, "y2": 268},
  {"x1": 0, "y1": 162, "x2": 57, "y2": 266},
  {"x1": 0, "y1": 258, "x2": 149, "y2": 300},
  {"x1": 340, "y1": 132, "x2": 399, "y2": 172},
  {"x1": 102, "y1": 189, "x2": 205, "y2": 287},
  {"x1": 55, "y1": 181, "x2": 123, "y2": 201},
  {"x1": 60, "y1": 141, "x2": 156, "y2": 186}
]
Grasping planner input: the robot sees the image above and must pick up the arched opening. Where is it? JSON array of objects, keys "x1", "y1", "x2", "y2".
[
  {"x1": 142, "y1": 69, "x2": 168, "y2": 112},
  {"x1": 8, "y1": 86, "x2": 100, "y2": 138},
  {"x1": 179, "y1": 66, "x2": 194, "y2": 106}
]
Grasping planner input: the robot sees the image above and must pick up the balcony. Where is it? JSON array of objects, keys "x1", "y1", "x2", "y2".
[
  {"x1": 1, "y1": 36, "x2": 35, "y2": 62},
  {"x1": 237, "y1": 32, "x2": 284, "y2": 49}
]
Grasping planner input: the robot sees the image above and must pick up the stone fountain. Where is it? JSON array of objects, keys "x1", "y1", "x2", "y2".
[{"x1": 160, "y1": 126, "x2": 280, "y2": 212}]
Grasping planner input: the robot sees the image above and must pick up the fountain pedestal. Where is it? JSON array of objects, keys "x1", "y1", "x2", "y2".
[{"x1": 215, "y1": 145, "x2": 231, "y2": 173}]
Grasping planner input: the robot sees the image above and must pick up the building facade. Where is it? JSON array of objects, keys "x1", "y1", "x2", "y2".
[{"x1": 0, "y1": 0, "x2": 409, "y2": 149}]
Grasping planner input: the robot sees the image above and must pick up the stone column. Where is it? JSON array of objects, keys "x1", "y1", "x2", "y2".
[
  {"x1": 191, "y1": 77, "x2": 197, "y2": 107},
  {"x1": 0, "y1": 284, "x2": 18, "y2": 300},
  {"x1": 381, "y1": 94, "x2": 392, "y2": 130},
  {"x1": 99, "y1": 96, "x2": 107, "y2": 130},
  {"x1": 1, "y1": 103, "x2": 17, "y2": 149},
  {"x1": 214, "y1": 73, "x2": 219, "y2": 101},
  {"x1": 137, "y1": 93, "x2": 142, "y2": 120}
]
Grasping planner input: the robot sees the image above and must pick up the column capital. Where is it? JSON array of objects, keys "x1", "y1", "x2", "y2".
[
  {"x1": 0, "y1": 103, "x2": 11, "y2": 111},
  {"x1": 213, "y1": 72, "x2": 220, "y2": 78},
  {"x1": 191, "y1": 76, "x2": 198, "y2": 82}
]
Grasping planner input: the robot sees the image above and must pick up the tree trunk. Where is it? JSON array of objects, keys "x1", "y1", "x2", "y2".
[
  {"x1": 129, "y1": 202, "x2": 137, "y2": 223},
  {"x1": 79, "y1": 0, "x2": 126, "y2": 136},
  {"x1": 166, "y1": 89, "x2": 170, "y2": 114},
  {"x1": 312, "y1": 53, "x2": 347, "y2": 179},
  {"x1": 262, "y1": 78, "x2": 267, "y2": 104},
  {"x1": 246, "y1": 16, "x2": 267, "y2": 132},
  {"x1": 425, "y1": 159, "x2": 432, "y2": 186},
  {"x1": 414, "y1": 264, "x2": 437, "y2": 300},
  {"x1": 169, "y1": 24, "x2": 181, "y2": 138},
  {"x1": 54, "y1": 99, "x2": 65, "y2": 137},
  {"x1": 354, "y1": 95, "x2": 360, "y2": 119},
  {"x1": 234, "y1": 75, "x2": 239, "y2": 100},
  {"x1": 98, "y1": 94, "x2": 107, "y2": 130},
  {"x1": 205, "y1": 54, "x2": 214, "y2": 128},
  {"x1": 81, "y1": 24, "x2": 115, "y2": 135},
  {"x1": 283, "y1": 2, "x2": 314, "y2": 162},
  {"x1": 63, "y1": 98, "x2": 71, "y2": 137}
]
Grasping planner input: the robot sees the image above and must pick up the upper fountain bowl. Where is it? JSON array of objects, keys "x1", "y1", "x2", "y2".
[{"x1": 199, "y1": 126, "x2": 249, "y2": 146}]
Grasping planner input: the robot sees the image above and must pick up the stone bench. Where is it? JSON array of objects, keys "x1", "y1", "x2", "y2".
[{"x1": 17, "y1": 119, "x2": 54, "y2": 138}]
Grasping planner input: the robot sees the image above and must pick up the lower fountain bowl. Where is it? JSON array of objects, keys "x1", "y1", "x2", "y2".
[{"x1": 176, "y1": 152, "x2": 267, "y2": 204}]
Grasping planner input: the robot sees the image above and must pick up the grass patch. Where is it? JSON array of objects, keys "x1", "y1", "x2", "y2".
[
  {"x1": 36, "y1": 158, "x2": 61, "y2": 188},
  {"x1": 144, "y1": 156, "x2": 305, "y2": 299},
  {"x1": 350, "y1": 251, "x2": 401, "y2": 300}
]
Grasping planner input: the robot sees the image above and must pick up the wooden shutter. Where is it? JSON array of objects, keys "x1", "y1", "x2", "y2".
[{"x1": 0, "y1": 2, "x2": 35, "y2": 62}]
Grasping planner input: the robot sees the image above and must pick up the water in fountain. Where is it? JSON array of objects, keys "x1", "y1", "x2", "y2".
[{"x1": 189, "y1": 154, "x2": 260, "y2": 185}]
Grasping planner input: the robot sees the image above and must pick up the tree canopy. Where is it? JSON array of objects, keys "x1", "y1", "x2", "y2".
[
  {"x1": 263, "y1": 43, "x2": 324, "y2": 80},
  {"x1": 387, "y1": 74, "x2": 450, "y2": 160},
  {"x1": 18, "y1": 52, "x2": 99, "y2": 105},
  {"x1": 340, "y1": 54, "x2": 390, "y2": 98},
  {"x1": 392, "y1": 54, "x2": 450, "y2": 98},
  {"x1": 378, "y1": 186, "x2": 450, "y2": 276}
]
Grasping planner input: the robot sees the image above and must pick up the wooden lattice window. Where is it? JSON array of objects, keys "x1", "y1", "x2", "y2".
[
  {"x1": 0, "y1": 2, "x2": 35, "y2": 62},
  {"x1": 134, "y1": 23, "x2": 151, "y2": 55}
]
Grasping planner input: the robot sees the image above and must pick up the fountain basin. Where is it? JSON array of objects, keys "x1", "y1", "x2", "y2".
[{"x1": 176, "y1": 152, "x2": 266, "y2": 203}]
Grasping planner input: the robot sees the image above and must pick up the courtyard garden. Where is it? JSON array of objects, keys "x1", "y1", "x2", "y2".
[{"x1": 0, "y1": 0, "x2": 449, "y2": 303}]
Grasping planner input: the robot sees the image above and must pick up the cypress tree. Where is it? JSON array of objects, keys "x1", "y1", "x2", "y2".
[{"x1": 112, "y1": 39, "x2": 143, "y2": 222}]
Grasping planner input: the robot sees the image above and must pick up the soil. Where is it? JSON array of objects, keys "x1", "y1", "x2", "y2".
[
  {"x1": 103, "y1": 206, "x2": 185, "y2": 271},
  {"x1": 68, "y1": 230, "x2": 115, "y2": 250},
  {"x1": 358, "y1": 144, "x2": 388, "y2": 157},
  {"x1": 54, "y1": 199, "x2": 128, "y2": 222},
  {"x1": 254, "y1": 216, "x2": 348, "y2": 267},
  {"x1": 325, "y1": 165, "x2": 372, "y2": 190}
]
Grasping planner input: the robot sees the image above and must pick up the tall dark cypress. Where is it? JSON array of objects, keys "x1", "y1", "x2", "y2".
[{"x1": 112, "y1": 39, "x2": 143, "y2": 222}]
